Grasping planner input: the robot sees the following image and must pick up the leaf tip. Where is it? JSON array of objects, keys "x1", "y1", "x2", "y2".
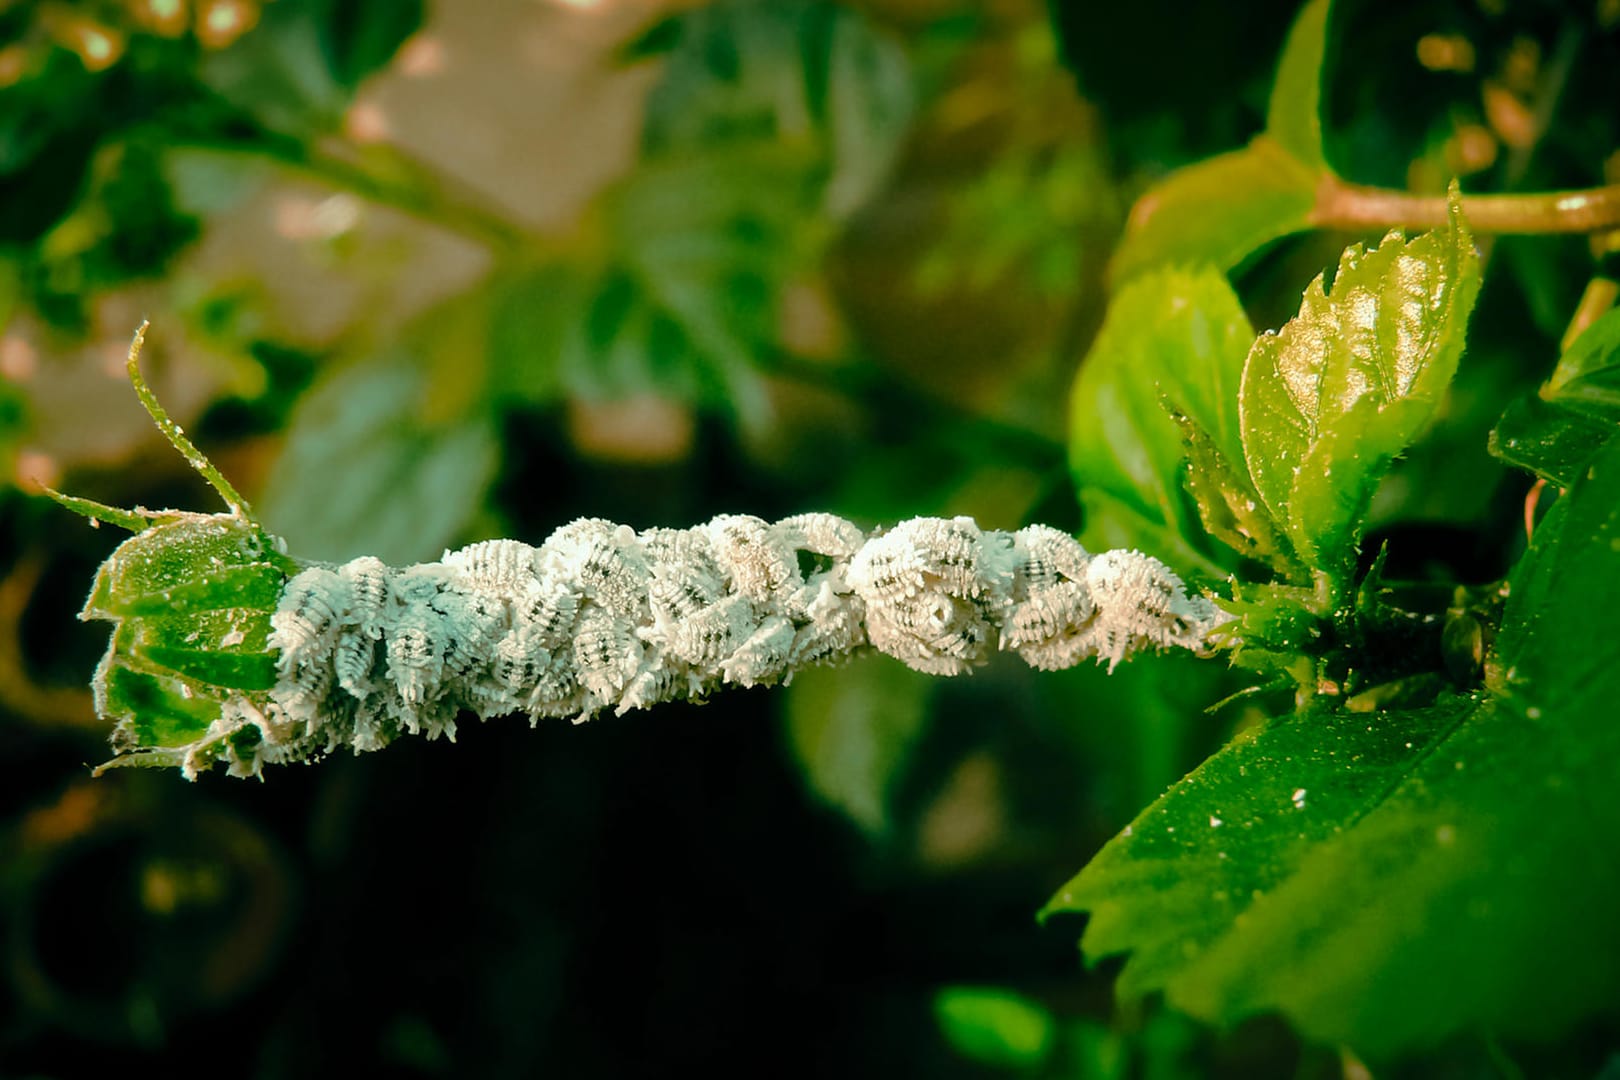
[{"x1": 41, "y1": 486, "x2": 155, "y2": 533}]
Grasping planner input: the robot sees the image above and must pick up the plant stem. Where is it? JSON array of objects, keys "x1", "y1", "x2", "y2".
[
  {"x1": 1311, "y1": 175, "x2": 1620, "y2": 235},
  {"x1": 174, "y1": 132, "x2": 534, "y2": 255}
]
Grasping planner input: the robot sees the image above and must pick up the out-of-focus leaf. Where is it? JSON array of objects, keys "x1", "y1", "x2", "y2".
[
  {"x1": 1044, "y1": 436, "x2": 1620, "y2": 1058},
  {"x1": 29, "y1": 139, "x2": 199, "y2": 328},
  {"x1": 1109, "y1": 140, "x2": 1317, "y2": 284},
  {"x1": 1069, "y1": 265, "x2": 1254, "y2": 575},
  {"x1": 639, "y1": 0, "x2": 910, "y2": 221},
  {"x1": 917, "y1": 142, "x2": 1121, "y2": 300},
  {"x1": 199, "y1": 2, "x2": 349, "y2": 134},
  {"x1": 486, "y1": 263, "x2": 589, "y2": 407},
  {"x1": 1490, "y1": 308, "x2": 1620, "y2": 487},
  {"x1": 1265, "y1": 0, "x2": 1331, "y2": 170},
  {"x1": 600, "y1": 148, "x2": 812, "y2": 418},
  {"x1": 0, "y1": 50, "x2": 102, "y2": 242},
  {"x1": 313, "y1": 0, "x2": 424, "y2": 89},
  {"x1": 934, "y1": 987, "x2": 1056, "y2": 1069},
  {"x1": 259, "y1": 363, "x2": 498, "y2": 565},
  {"x1": 821, "y1": 9, "x2": 913, "y2": 219},
  {"x1": 163, "y1": 147, "x2": 271, "y2": 215},
  {"x1": 1240, "y1": 192, "x2": 1480, "y2": 583},
  {"x1": 784, "y1": 654, "x2": 933, "y2": 837}
]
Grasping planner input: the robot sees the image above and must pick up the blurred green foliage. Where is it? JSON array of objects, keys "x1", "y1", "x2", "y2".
[{"x1": 4, "y1": 0, "x2": 1620, "y2": 1076}]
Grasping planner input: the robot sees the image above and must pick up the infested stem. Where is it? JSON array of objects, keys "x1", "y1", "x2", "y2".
[{"x1": 89, "y1": 511, "x2": 1228, "y2": 778}]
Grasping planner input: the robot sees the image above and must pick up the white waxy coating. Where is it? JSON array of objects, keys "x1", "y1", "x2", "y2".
[{"x1": 252, "y1": 514, "x2": 1226, "y2": 767}]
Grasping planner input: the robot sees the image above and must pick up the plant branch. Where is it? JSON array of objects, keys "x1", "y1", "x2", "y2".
[
  {"x1": 174, "y1": 131, "x2": 535, "y2": 255},
  {"x1": 1310, "y1": 174, "x2": 1620, "y2": 235}
]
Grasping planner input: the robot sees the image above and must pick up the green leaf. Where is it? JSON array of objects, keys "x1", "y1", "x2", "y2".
[
  {"x1": 603, "y1": 148, "x2": 812, "y2": 420},
  {"x1": 199, "y1": 3, "x2": 350, "y2": 134},
  {"x1": 783, "y1": 654, "x2": 933, "y2": 837},
  {"x1": 1490, "y1": 307, "x2": 1620, "y2": 487},
  {"x1": 1069, "y1": 265, "x2": 1254, "y2": 573},
  {"x1": 1265, "y1": 0, "x2": 1331, "y2": 170},
  {"x1": 1239, "y1": 192, "x2": 1481, "y2": 582},
  {"x1": 314, "y1": 0, "x2": 425, "y2": 88},
  {"x1": 1044, "y1": 437, "x2": 1620, "y2": 1058},
  {"x1": 485, "y1": 262, "x2": 588, "y2": 407},
  {"x1": 1109, "y1": 139, "x2": 1318, "y2": 284},
  {"x1": 638, "y1": 0, "x2": 911, "y2": 221},
  {"x1": 821, "y1": 10, "x2": 913, "y2": 219},
  {"x1": 1173, "y1": 412, "x2": 1292, "y2": 573},
  {"x1": 934, "y1": 987, "x2": 1056, "y2": 1069},
  {"x1": 259, "y1": 363, "x2": 499, "y2": 566}
]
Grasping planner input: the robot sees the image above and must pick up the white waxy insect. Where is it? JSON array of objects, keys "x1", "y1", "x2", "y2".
[
  {"x1": 772, "y1": 512, "x2": 865, "y2": 560},
  {"x1": 539, "y1": 519, "x2": 649, "y2": 616},
  {"x1": 339, "y1": 556, "x2": 392, "y2": 635},
  {"x1": 519, "y1": 646, "x2": 584, "y2": 719},
  {"x1": 847, "y1": 529, "x2": 925, "y2": 602},
  {"x1": 516, "y1": 580, "x2": 580, "y2": 646},
  {"x1": 648, "y1": 560, "x2": 725, "y2": 628},
  {"x1": 719, "y1": 615, "x2": 796, "y2": 687},
  {"x1": 333, "y1": 631, "x2": 381, "y2": 698},
  {"x1": 387, "y1": 618, "x2": 443, "y2": 708},
  {"x1": 617, "y1": 651, "x2": 686, "y2": 715},
  {"x1": 706, "y1": 514, "x2": 798, "y2": 601},
  {"x1": 1003, "y1": 583, "x2": 1098, "y2": 671},
  {"x1": 1014, "y1": 525, "x2": 1090, "y2": 593},
  {"x1": 1087, "y1": 550, "x2": 1179, "y2": 622},
  {"x1": 786, "y1": 580, "x2": 866, "y2": 667},
  {"x1": 490, "y1": 630, "x2": 550, "y2": 694},
  {"x1": 443, "y1": 538, "x2": 538, "y2": 594},
  {"x1": 434, "y1": 590, "x2": 507, "y2": 679},
  {"x1": 271, "y1": 567, "x2": 348, "y2": 667},
  {"x1": 572, "y1": 607, "x2": 642, "y2": 706},
  {"x1": 640, "y1": 527, "x2": 718, "y2": 575},
  {"x1": 663, "y1": 593, "x2": 758, "y2": 667}
]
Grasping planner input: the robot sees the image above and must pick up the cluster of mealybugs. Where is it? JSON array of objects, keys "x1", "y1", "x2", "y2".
[{"x1": 261, "y1": 512, "x2": 1224, "y2": 763}]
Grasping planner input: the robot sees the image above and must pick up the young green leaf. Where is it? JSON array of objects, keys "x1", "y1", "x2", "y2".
[
  {"x1": 1490, "y1": 307, "x2": 1620, "y2": 487},
  {"x1": 1109, "y1": 141, "x2": 1318, "y2": 284},
  {"x1": 1240, "y1": 191, "x2": 1481, "y2": 583},
  {"x1": 1069, "y1": 265, "x2": 1254, "y2": 573},
  {"x1": 1172, "y1": 411, "x2": 1293, "y2": 574},
  {"x1": 1043, "y1": 436, "x2": 1620, "y2": 1058}
]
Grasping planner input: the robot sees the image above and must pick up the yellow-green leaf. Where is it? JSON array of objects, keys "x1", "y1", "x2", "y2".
[{"x1": 1239, "y1": 190, "x2": 1480, "y2": 582}]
